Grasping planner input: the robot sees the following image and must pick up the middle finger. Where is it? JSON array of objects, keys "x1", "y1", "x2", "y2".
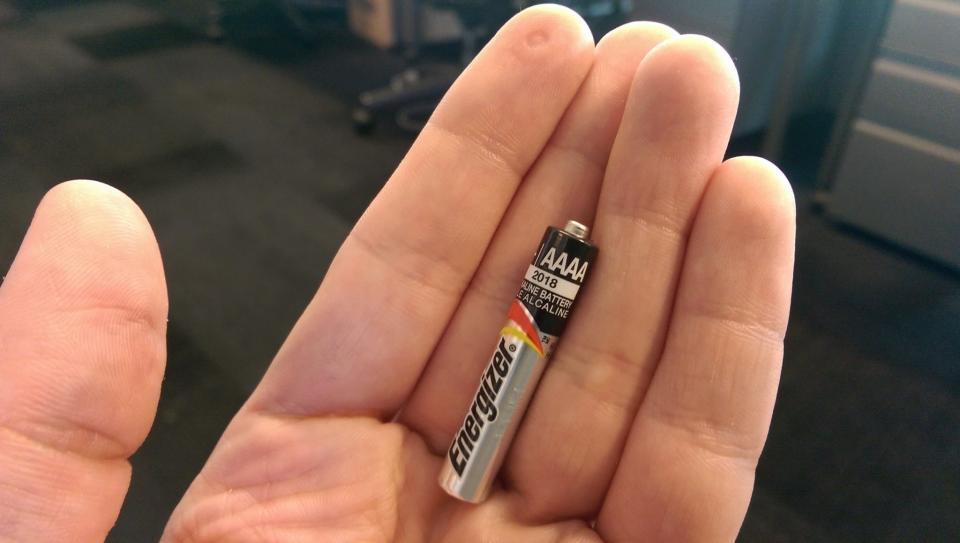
[
  {"x1": 399, "y1": 21, "x2": 678, "y2": 450},
  {"x1": 504, "y1": 34, "x2": 740, "y2": 521}
]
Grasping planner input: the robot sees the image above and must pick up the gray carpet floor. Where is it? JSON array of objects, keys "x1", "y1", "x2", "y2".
[{"x1": 0, "y1": 2, "x2": 957, "y2": 541}]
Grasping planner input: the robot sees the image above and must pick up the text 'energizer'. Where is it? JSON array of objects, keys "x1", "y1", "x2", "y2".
[{"x1": 447, "y1": 337, "x2": 515, "y2": 476}]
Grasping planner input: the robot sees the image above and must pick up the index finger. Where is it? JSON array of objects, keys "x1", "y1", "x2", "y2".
[{"x1": 248, "y1": 5, "x2": 595, "y2": 418}]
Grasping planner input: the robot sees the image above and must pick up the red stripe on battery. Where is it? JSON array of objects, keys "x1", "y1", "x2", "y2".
[{"x1": 507, "y1": 300, "x2": 543, "y2": 355}]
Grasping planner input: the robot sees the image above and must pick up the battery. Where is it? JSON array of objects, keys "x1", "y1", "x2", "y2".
[{"x1": 439, "y1": 220, "x2": 598, "y2": 503}]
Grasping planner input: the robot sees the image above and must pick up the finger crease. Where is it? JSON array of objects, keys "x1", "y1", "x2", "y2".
[
  {"x1": 0, "y1": 420, "x2": 130, "y2": 463},
  {"x1": 347, "y1": 230, "x2": 467, "y2": 299},
  {"x1": 552, "y1": 343, "x2": 651, "y2": 412},
  {"x1": 644, "y1": 403, "x2": 764, "y2": 469},
  {"x1": 545, "y1": 138, "x2": 607, "y2": 180},
  {"x1": 683, "y1": 302, "x2": 786, "y2": 348},
  {"x1": 601, "y1": 205, "x2": 690, "y2": 244},
  {"x1": 424, "y1": 118, "x2": 526, "y2": 182},
  {"x1": 465, "y1": 269, "x2": 517, "y2": 310}
]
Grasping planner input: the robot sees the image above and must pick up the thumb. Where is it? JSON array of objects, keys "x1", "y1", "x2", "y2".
[{"x1": 0, "y1": 180, "x2": 167, "y2": 541}]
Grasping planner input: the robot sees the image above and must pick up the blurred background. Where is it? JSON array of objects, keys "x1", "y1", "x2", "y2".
[{"x1": 0, "y1": 0, "x2": 958, "y2": 540}]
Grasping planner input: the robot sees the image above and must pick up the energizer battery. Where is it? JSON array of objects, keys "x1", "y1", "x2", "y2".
[{"x1": 439, "y1": 220, "x2": 598, "y2": 503}]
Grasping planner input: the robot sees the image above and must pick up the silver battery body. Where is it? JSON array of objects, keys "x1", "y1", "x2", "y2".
[
  {"x1": 439, "y1": 323, "x2": 556, "y2": 502},
  {"x1": 439, "y1": 221, "x2": 597, "y2": 503}
]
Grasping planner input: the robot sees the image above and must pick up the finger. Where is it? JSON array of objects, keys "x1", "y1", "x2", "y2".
[
  {"x1": 246, "y1": 5, "x2": 594, "y2": 418},
  {"x1": 597, "y1": 157, "x2": 795, "y2": 542},
  {"x1": 504, "y1": 35, "x2": 740, "y2": 520},
  {"x1": 399, "y1": 21, "x2": 678, "y2": 451},
  {"x1": 0, "y1": 181, "x2": 167, "y2": 541}
]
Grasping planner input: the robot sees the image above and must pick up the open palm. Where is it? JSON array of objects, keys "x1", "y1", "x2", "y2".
[{"x1": 0, "y1": 6, "x2": 795, "y2": 542}]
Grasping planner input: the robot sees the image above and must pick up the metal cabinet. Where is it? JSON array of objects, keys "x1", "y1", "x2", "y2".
[{"x1": 828, "y1": 0, "x2": 960, "y2": 268}]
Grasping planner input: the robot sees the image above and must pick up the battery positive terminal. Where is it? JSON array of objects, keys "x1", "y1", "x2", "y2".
[{"x1": 563, "y1": 220, "x2": 590, "y2": 240}]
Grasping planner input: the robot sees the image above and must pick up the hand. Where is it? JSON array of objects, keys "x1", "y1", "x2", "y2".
[{"x1": 0, "y1": 6, "x2": 795, "y2": 542}]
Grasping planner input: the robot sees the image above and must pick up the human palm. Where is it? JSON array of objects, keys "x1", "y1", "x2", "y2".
[{"x1": 0, "y1": 6, "x2": 796, "y2": 542}]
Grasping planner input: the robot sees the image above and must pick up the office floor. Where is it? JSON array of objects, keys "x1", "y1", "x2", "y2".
[{"x1": 1, "y1": 2, "x2": 958, "y2": 542}]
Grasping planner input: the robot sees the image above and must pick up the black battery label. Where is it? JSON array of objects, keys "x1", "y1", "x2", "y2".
[{"x1": 516, "y1": 227, "x2": 597, "y2": 337}]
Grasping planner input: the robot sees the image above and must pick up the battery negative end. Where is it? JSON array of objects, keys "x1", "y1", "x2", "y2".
[
  {"x1": 439, "y1": 465, "x2": 489, "y2": 504},
  {"x1": 563, "y1": 220, "x2": 590, "y2": 240}
]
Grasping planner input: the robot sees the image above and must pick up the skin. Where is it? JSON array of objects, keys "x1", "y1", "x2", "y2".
[{"x1": 0, "y1": 6, "x2": 795, "y2": 542}]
